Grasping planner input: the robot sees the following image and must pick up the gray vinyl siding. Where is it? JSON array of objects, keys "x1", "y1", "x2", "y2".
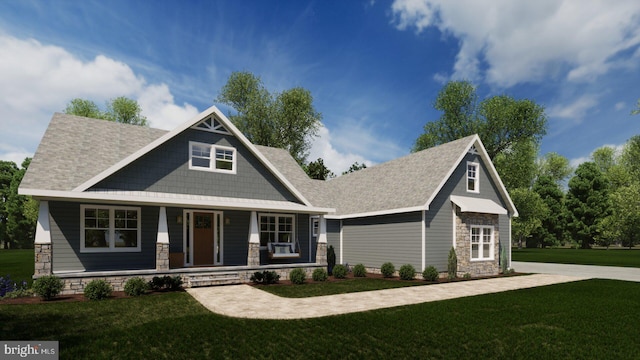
[
  {"x1": 342, "y1": 212, "x2": 422, "y2": 270},
  {"x1": 424, "y1": 153, "x2": 512, "y2": 271},
  {"x1": 49, "y1": 201, "x2": 156, "y2": 272},
  {"x1": 326, "y1": 219, "x2": 341, "y2": 260},
  {"x1": 167, "y1": 207, "x2": 183, "y2": 254},
  {"x1": 92, "y1": 128, "x2": 301, "y2": 203},
  {"x1": 222, "y1": 210, "x2": 250, "y2": 266}
]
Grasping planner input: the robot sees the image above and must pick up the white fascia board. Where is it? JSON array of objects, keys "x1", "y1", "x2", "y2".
[
  {"x1": 70, "y1": 105, "x2": 314, "y2": 208},
  {"x1": 324, "y1": 205, "x2": 426, "y2": 220},
  {"x1": 450, "y1": 195, "x2": 508, "y2": 215},
  {"x1": 22, "y1": 189, "x2": 334, "y2": 214}
]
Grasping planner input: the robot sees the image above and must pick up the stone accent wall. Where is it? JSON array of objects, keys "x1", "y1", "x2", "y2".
[
  {"x1": 247, "y1": 242, "x2": 260, "y2": 266},
  {"x1": 315, "y1": 242, "x2": 327, "y2": 265},
  {"x1": 454, "y1": 210, "x2": 500, "y2": 277},
  {"x1": 34, "y1": 244, "x2": 52, "y2": 276},
  {"x1": 156, "y1": 243, "x2": 169, "y2": 271}
]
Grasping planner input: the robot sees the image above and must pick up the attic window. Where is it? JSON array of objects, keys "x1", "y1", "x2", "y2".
[
  {"x1": 189, "y1": 141, "x2": 236, "y2": 174},
  {"x1": 467, "y1": 162, "x2": 479, "y2": 193},
  {"x1": 194, "y1": 116, "x2": 230, "y2": 134}
]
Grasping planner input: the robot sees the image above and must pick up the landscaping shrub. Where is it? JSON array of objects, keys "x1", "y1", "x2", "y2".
[
  {"x1": 500, "y1": 246, "x2": 508, "y2": 274},
  {"x1": 312, "y1": 268, "x2": 328, "y2": 282},
  {"x1": 1, "y1": 276, "x2": 31, "y2": 298},
  {"x1": 332, "y1": 264, "x2": 347, "y2": 279},
  {"x1": 447, "y1": 247, "x2": 457, "y2": 280},
  {"x1": 463, "y1": 273, "x2": 471, "y2": 280},
  {"x1": 84, "y1": 279, "x2": 112, "y2": 300},
  {"x1": 32, "y1": 275, "x2": 64, "y2": 301},
  {"x1": 124, "y1": 277, "x2": 148, "y2": 297},
  {"x1": 149, "y1": 276, "x2": 165, "y2": 291},
  {"x1": 148, "y1": 275, "x2": 183, "y2": 291},
  {"x1": 327, "y1": 245, "x2": 336, "y2": 275},
  {"x1": 399, "y1": 264, "x2": 416, "y2": 280},
  {"x1": 381, "y1": 262, "x2": 395, "y2": 278},
  {"x1": 250, "y1": 271, "x2": 280, "y2": 285},
  {"x1": 167, "y1": 276, "x2": 183, "y2": 291},
  {"x1": 289, "y1": 268, "x2": 306, "y2": 285},
  {"x1": 422, "y1": 266, "x2": 439, "y2": 282},
  {"x1": 0, "y1": 275, "x2": 15, "y2": 297},
  {"x1": 352, "y1": 264, "x2": 367, "y2": 277}
]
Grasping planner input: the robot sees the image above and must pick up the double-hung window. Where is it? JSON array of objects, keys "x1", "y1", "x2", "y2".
[
  {"x1": 470, "y1": 225, "x2": 493, "y2": 261},
  {"x1": 81, "y1": 205, "x2": 141, "y2": 252},
  {"x1": 259, "y1": 214, "x2": 294, "y2": 246},
  {"x1": 467, "y1": 162, "x2": 479, "y2": 193},
  {"x1": 189, "y1": 141, "x2": 236, "y2": 174}
]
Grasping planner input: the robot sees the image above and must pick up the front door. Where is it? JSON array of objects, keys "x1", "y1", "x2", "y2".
[{"x1": 193, "y1": 212, "x2": 214, "y2": 265}]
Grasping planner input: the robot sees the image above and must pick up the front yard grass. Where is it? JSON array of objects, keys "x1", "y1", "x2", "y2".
[
  {"x1": 512, "y1": 247, "x2": 640, "y2": 268},
  {"x1": 2, "y1": 279, "x2": 639, "y2": 359},
  {"x1": 258, "y1": 277, "x2": 427, "y2": 298},
  {"x1": 0, "y1": 249, "x2": 34, "y2": 285}
]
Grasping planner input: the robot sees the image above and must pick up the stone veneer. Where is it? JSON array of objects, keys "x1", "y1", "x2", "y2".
[
  {"x1": 247, "y1": 242, "x2": 260, "y2": 266},
  {"x1": 156, "y1": 243, "x2": 170, "y2": 271},
  {"x1": 315, "y1": 242, "x2": 327, "y2": 265},
  {"x1": 34, "y1": 244, "x2": 52, "y2": 276},
  {"x1": 454, "y1": 210, "x2": 500, "y2": 277}
]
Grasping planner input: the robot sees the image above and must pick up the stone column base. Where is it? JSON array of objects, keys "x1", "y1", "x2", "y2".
[
  {"x1": 247, "y1": 242, "x2": 260, "y2": 266},
  {"x1": 156, "y1": 243, "x2": 169, "y2": 271},
  {"x1": 34, "y1": 243, "x2": 52, "y2": 276},
  {"x1": 316, "y1": 242, "x2": 327, "y2": 265}
]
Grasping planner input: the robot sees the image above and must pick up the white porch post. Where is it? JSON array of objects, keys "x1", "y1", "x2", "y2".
[
  {"x1": 247, "y1": 211, "x2": 260, "y2": 266},
  {"x1": 34, "y1": 201, "x2": 52, "y2": 276},
  {"x1": 315, "y1": 215, "x2": 327, "y2": 264},
  {"x1": 156, "y1": 206, "x2": 170, "y2": 271}
]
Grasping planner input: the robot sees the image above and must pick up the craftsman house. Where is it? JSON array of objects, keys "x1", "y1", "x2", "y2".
[{"x1": 20, "y1": 106, "x2": 517, "y2": 293}]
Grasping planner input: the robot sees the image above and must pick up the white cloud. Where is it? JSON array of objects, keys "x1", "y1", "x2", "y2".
[
  {"x1": 308, "y1": 126, "x2": 373, "y2": 175},
  {"x1": 615, "y1": 101, "x2": 627, "y2": 111},
  {"x1": 548, "y1": 95, "x2": 599, "y2": 122},
  {"x1": 0, "y1": 34, "x2": 199, "y2": 161},
  {"x1": 569, "y1": 142, "x2": 625, "y2": 168},
  {"x1": 390, "y1": 0, "x2": 640, "y2": 87}
]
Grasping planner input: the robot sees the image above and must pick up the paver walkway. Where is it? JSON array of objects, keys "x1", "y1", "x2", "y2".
[{"x1": 187, "y1": 273, "x2": 586, "y2": 319}]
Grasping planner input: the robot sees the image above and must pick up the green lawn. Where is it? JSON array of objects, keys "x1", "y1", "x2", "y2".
[
  {"x1": 2, "y1": 279, "x2": 640, "y2": 359},
  {"x1": 0, "y1": 249, "x2": 34, "y2": 285},
  {"x1": 259, "y1": 277, "x2": 428, "y2": 298},
  {"x1": 512, "y1": 248, "x2": 640, "y2": 268}
]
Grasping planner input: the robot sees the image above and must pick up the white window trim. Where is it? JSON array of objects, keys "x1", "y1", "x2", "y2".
[
  {"x1": 80, "y1": 205, "x2": 142, "y2": 253},
  {"x1": 258, "y1": 213, "x2": 295, "y2": 249},
  {"x1": 466, "y1": 161, "x2": 479, "y2": 193},
  {"x1": 310, "y1": 216, "x2": 319, "y2": 238},
  {"x1": 470, "y1": 225, "x2": 494, "y2": 261},
  {"x1": 189, "y1": 141, "x2": 237, "y2": 174}
]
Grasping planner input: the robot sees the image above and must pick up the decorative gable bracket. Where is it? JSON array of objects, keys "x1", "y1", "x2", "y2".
[
  {"x1": 193, "y1": 115, "x2": 231, "y2": 135},
  {"x1": 467, "y1": 145, "x2": 479, "y2": 155}
]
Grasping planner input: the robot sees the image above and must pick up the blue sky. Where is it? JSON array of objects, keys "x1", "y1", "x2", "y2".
[{"x1": 1, "y1": 0, "x2": 639, "y2": 174}]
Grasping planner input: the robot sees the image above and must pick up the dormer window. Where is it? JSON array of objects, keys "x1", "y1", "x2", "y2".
[
  {"x1": 467, "y1": 162, "x2": 479, "y2": 193},
  {"x1": 190, "y1": 141, "x2": 236, "y2": 174}
]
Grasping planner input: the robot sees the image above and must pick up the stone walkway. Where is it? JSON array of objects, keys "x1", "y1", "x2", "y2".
[{"x1": 187, "y1": 273, "x2": 586, "y2": 319}]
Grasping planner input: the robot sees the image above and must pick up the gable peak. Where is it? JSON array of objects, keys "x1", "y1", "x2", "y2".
[{"x1": 193, "y1": 115, "x2": 231, "y2": 135}]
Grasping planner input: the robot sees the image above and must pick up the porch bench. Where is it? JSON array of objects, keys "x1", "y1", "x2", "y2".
[{"x1": 268, "y1": 242, "x2": 300, "y2": 259}]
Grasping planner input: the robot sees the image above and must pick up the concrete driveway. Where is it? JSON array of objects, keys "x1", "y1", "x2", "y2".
[{"x1": 512, "y1": 261, "x2": 640, "y2": 282}]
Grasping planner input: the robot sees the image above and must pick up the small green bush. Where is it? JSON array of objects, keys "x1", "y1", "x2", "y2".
[
  {"x1": 381, "y1": 262, "x2": 395, "y2": 278},
  {"x1": 32, "y1": 275, "x2": 64, "y2": 301},
  {"x1": 84, "y1": 279, "x2": 112, "y2": 300},
  {"x1": 124, "y1": 277, "x2": 148, "y2": 297},
  {"x1": 447, "y1": 247, "x2": 458, "y2": 280},
  {"x1": 148, "y1": 275, "x2": 183, "y2": 291},
  {"x1": 251, "y1": 271, "x2": 281, "y2": 285},
  {"x1": 289, "y1": 268, "x2": 306, "y2": 285},
  {"x1": 327, "y1": 245, "x2": 336, "y2": 275},
  {"x1": 500, "y1": 246, "x2": 508, "y2": 274},
  {"x1": 312, "y1": 268, "x2": 328, "y2": 281},
  {"x1": 463, "y1": 273, "x2": 472, "y2": 280},
  {"x1": 353, "y1": 264, "x2": 367, "y2": 277},
  {"x1": 422, "y1": 266, "x2": 439, "y2": 282},
  {"x1": 332, "y1": 264, "x2": 347, "y2": 279},
  {"x1": 399, "y1": 264, "x2": 416, "y2": 280},
  {"x1": 167, "y1": 276, "x2": 183, "y2": 291}
]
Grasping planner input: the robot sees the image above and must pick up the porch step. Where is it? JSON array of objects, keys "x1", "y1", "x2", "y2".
[{"x1": 187, "y1": 272, "x2": 241, "y2": 287}]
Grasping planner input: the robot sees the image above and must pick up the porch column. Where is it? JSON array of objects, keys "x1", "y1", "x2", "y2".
[
  {"x1": 247, "y1": 211, "x2": 260, "y2": 266},
  {"x1": 156, "y1": 206, "x2": 170, "y2": 271},
  {"x1": 315, "y1": 215, "x2": 327, "y2": 265},
  {"x1": 34, "y1": 201, "x2": 52, "y2": 277}
]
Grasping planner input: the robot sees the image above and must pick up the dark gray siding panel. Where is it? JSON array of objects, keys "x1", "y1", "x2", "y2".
[
  {"x1": 222, "y1": 210, "x2": 250, "y2": 266},
  {"x1": 342, "y1": 212, "x2": 422, "y2": 270},
  {"x1": 167, "y1": 207, "x2": 183, "y2": 254},
  {"x1": 326, "y1": 219, "x2": 341, "y2": 261},
  {"x1": 92, "y1": 129, "x2": 300, "y2": 203},
  {"x1": 49, "y1": 201, "x2": 156, "y2": 272}
]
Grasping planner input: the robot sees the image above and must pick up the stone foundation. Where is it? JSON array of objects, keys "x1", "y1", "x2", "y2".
[
  {"x1": 247, "y1": 242, "x2": 260, "y2": 266},
  {"x1": 315, "y1": 242, "x2": 327, "y2": 265},
  {"x1": 34, "y1": 244, "x2": 52, "y2": 276},
  {"x1": 455, "y1": 210, "x2": 500, "y2": 277},
  {"x1": 156, "y1": 243, "x2": 170, "y2": 271}
]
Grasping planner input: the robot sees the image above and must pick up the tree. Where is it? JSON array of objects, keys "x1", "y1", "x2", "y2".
[
  {"x1": 632, "y1": 98, "x2": 640, "y2": 115},
  {"x1": 216, "y1": 71, "x2": 321, "y2": 164},
  {"x1": 531, "y1": 175, "x2": 566, "y2": 247},
  {"x1": 342, "y1": 162, "x2": 367, "y2": 175},
  {"x1": 510, "y1": 188, "x2": 548, "y2": 249},
  {"x1": 565, "y1": 162, "x2": 610, "y2": 249},
  {"x1": 0, "y1": 161, "x2": 18, "y2": 248},
  {"x1": 304, "y1": 158, "x2": 334, "y2": 180},
  {"x1": 600, "y1": 182, "x2": 640, "y2": 249},
  {"x1": 413, "y1": 81, "x2": 547, "y2": 160},
  {"x1": 2, "y1": 158, "x2": 37, "y2": 249},
  {"x1": 493, "y1": 139, "x2": 538, "y2": 190},
  {"x1": 64, "y1": 97, "x2": 148, "y2": 126},
  {"x1": 620, "y1": 135, "x2": 640, "y2": 180},
  {"x1": 537, "y1": 152, "x2": 573, "y2": 185}
]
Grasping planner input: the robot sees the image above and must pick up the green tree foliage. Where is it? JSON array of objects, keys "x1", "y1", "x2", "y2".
[
  {"x1": 600, "y1": 182, "x2": 640, "y2": 249},
  {"x1": 531, "y1": 175, "x2": 566, "y2": 247},
  {"x1": 494, "y1": 139, "x2": 538, "y2": 190},
  {"x1": 342, "y1": 162, "x2": 367, "y2": 175},
  {"x1": 304, "y1": 158, "x2": 335, "y2": 180},
  {"x1": 632, "y1": 99, "x2": 640, "y2": 115},
  {"x1": 64, "y1": 97, "x2": 148, "y2": 126},
  {"x1": 216, "y1": 71, "x2": 321, "y2": 164},
  {"x1": 510, "y1": 188, "x2": 548, "y2": 249},
  {"x1": 0, "y1": 161, "x2": 18, "y2": 248},
  {"x1": 619, "y1": 135, "x2": 640, "y2": 180},
  {"x1": 1, "y1": 158, "x2": 37, "y2": 249},
  {"x1": 537, "y1": 152, "x2": 573, "y2": 185},
  {"x1": 565, "y1": 162, "x2": 610, "y2": 249}
]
